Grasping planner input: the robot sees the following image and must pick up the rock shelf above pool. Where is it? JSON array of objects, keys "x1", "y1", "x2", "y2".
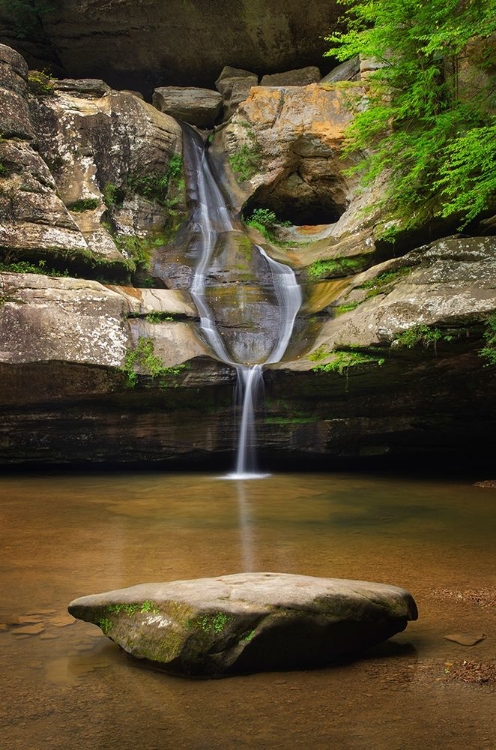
[{"x1": 68, "y1": 572, "x2": 418, "y2": 677}]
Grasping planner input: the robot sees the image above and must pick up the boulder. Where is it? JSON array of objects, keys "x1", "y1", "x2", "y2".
[
  {"x1": 68, "y1": 572, "x2": 418, "y2": 677},
  {"x1": 0, "y1": 43, "x2": 34, "y2": 140},
  {"x1": 321, "y1": 56, "x2": 360, "y2": 84},
  {"x1": 261, "y1": 66, "x2": 321, "y2": 86},
  {"x1": 215, "y1": 66, "x2": 258, "y2": 119},
  {"x1": 152, "y1": 86, "x2": 222, "y2": 129}
]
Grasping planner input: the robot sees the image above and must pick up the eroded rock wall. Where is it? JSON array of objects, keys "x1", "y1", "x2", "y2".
[{"x1": 0, "y1": 42, "x2": 495, "y2": 468}]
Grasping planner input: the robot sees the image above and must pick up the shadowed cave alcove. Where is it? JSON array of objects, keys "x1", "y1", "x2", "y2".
[{"x1": 244, "y1": 171, "x2": 349, "y2": 226}]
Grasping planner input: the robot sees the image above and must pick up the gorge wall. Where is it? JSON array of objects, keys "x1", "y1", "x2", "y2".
[
  {"x1": 0, "y1": 40, "x2": 495, "y2": 469},
  {"x1": 0, "y1": 0, "x2": 341, "y2": 95}
]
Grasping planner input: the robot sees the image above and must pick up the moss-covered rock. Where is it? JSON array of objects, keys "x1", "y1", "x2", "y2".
[{"x1": 69, "y1": 572, "x2": 417, "y2": 677}]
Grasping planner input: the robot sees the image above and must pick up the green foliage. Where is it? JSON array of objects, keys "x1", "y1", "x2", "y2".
[
  {"x1": 106, "y1": 603, "x2": 139, "y2": 616},
  {"x1": 122, "y1": 336, "x2": 186, "y2": 387},
  {"x1": 140, "y1": 600, "x2": 159, "y2": 614},
  {"x1": 144, "y1": 312, "x2": 174, "y2": 323},
  {"x1": 394, "y1": 325, "x2": 441, "y2": 349},
  {"x1": 97, "y1": 617, "x2": 113, "y2": 635},
  {"x1": 102, "y1": 182, "x2": 125, "y2": 209},
  {"x1": 0, "y1": 258, "x2": 69, "y2": 277},
  {"x1": 480, "y1": 315, "x2": 496, "y2": 365},
  {"x1": 0, "y1": 161, "x2": 8, "y2": 177},
  {"x1": 326, "y1": 0, "x2": 496, "y2": 232},
  {"x1": 229, "y1": 144, "x2": 262, "y2": 181},
  {"x1": 393, "y1": 324, "x2": 454, "y2": 354},
  {"x1": 27, "y1": 70, "x2": 54, "y2": 96},
  {"x1": 245, "y1": 207, "x2": 292, "y2": 244},
  {"x1": 313, "y1": 349, "x2": 385, "y2": 374},
  {"x1": 127, "y1": 153, "x2": 184, "y2": 206},
  {"x1": 67, "y1": 198, "x2": 100, "y2": 212},
  {"x1": 308, "y1": 345, "x2": 331, "y2": 361},
  {"x1": 435, "y1": 124, "x2": 496, "y2": 225},
  {"x1": 308, "y1": 256, "x2": 363, "y2": 279},
  {"x1": 333, "y1": 301, "x2": 361, "y2": 315},
  {"x1": 114, "y1": 234, "x2": 167, "y2": 272}
]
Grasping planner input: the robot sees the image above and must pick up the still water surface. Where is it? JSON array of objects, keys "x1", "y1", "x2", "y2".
[{"x1": 1, "y1": 471, "x2": 495, "y2": 749}]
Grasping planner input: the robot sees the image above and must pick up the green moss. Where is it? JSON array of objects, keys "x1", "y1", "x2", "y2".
[
  {"x1": 102, "y1": 182, "x2": 125, "y2": 209},
  {"x1": 127, "y1": 153, "x2": 184, "y2": 206},
  {"x1": 313, "y1": 349, "x2": 385, "y2": 374},
  {"x1": 122, "y1": 337, "x2": 186, "y2": 387},
  {"x1": 308, "y1": 345, "x2": 331, "y2": 361},
  {"x1": 98, "y1": 617, "x2": 113, "y2": 635},
  {"x1": 480, "y1": 314, "x2": 496, "y2": 365},
  {"x1": 0, "y1": 162, "x2": 8, "y2": 177},
  {"x1": 393, "y1": 324, "x2": 458, "y2": 354},
  {"x1": 27, "y1": 70, "x2": 54, "y2": 96},
  {"x1": 0, "y1": 258, "x2": 70, "y2": 277},
  {"x1": 144, "y1": 312, "x2": 175, "y2": 324},
  {"x1": 188, "y1": 611, "x2": 233, "y2": 635},
  {"x1": 67, "y1": 198, "x2": 100, "y2": 212},
  {"x1": 308, "y1": 256, "x2": 364, "y2": 279},
  {"x1": 106, "y1": 603, "x2": 139, "y2": 616},
  {"x1": 333, "y1": 301, "x2": 362, "y2": 315},
  {"x1": 140, "y1": 600, "x2": 160, "y2": 614},
  {"x1": 229, "y1": 143, "x2": 262, "y2": 181},
  {"x1": 359, "y1": 267, "x2": 411, "y2": 298}
]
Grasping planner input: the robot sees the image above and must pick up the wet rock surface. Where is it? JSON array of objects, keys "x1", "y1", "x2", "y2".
[{"x1": 68, "y1": 572, "x2": 418, "y2": 677}]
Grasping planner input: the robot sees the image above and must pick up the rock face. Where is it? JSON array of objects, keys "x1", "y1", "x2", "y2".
[
  {"x1": 215, "y1": 66, "x2": 259, "y2": 120},
  {"x1": 260, "y1": 66, "x2": 321, "y2": 86},
  {"x1": 152, "y1": 87, "x2": 223, "y2": 129},
  {"x1": 0, "y1": 42, "x2": 495, "y2": 469},
  {"x1": 68, "y1": 573, "x2": 418, "y2": 677},
  {"x1": 1, "y1": 1, "x2": 343, "y2": 94},
  {"x1": 220, "y1": 83, "x2": 361, "y2": 226},
  {"x1": 0, "y1": 43, "x2": 185, "y2": 280}
]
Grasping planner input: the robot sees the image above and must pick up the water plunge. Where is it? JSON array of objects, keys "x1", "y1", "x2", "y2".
[{"x1": 181, "y1": 124, "x2": 302, "y2": 476}]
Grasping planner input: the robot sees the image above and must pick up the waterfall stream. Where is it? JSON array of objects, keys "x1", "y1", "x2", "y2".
[{"x1": 181, "y1": 125, "x2": 302, "y2": 477}]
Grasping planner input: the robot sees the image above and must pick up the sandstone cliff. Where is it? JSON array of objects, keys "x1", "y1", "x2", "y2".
[{"x1": 0, "y1": 43, "x2": 495, "y2": 468}]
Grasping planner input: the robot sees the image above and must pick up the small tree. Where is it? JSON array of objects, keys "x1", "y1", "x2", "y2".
[{"x1": 326, "y1": 0, "x2": 496, "y2": 234}]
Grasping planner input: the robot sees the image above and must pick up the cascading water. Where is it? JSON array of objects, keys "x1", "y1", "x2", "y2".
[{"x1": 181, "y1": 124, "x2": 302, "y2": 477}]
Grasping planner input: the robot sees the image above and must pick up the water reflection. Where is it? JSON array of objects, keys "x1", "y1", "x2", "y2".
[
  {"x1": 1, "y1": 472, "x2": 496, "y2": 749},
  {"x1": 234, "y1": 480, "x2": 255, "y2": 571}
]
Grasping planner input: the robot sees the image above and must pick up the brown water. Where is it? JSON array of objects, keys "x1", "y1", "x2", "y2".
[{"x1": 1, "y1": 471, "x2": 495, "y2": 749}]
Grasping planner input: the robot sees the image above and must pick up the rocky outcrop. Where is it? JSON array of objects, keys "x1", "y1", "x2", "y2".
[
  {"x1": 68, "y1": 573, "x2": 418, "y2": 676},
  {"x1": 215, "y1": 67, "x2": 259, "y2": 120},
  {"x1": 152, "y1": 87, "x2": 222, "y2": 129},
  {"x1": 0, "y1": 272, "x2": 203, "y2": 369},
  {"x1": 321, "y1": 56, "x2": 360, "y2": 84},
  {"x1": 1, "y1": 1, "x2": 343, "y2": 94},
  {"x1": 261, "y1": 66, "x2": 321, "y2": 86},
  {"x1": 0, "y1": 43, "x2": 185, "y2": 280},
  {"x1": 299, "y1": 237, "x2": 496, "y2": 359},
  {"x1": 220, "y1": 83, "x2": 357, "y2": 223},
  {"x1": 0, "y1": 44, "x2": 34, "y2": 139}
]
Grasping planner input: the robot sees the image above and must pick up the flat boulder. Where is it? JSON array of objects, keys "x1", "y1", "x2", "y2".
[
  {"x1": 152, "y1": 86, "x2": 222, "y2": 129},
  {"x1": 68, "y1": 572, "x2": 418, "y2": 677},
  {"x1": 261, "y1": 66, "x2": 321, "y2": 87}
]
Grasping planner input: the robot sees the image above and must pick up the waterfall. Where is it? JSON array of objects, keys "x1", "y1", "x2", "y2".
[{"x1": 181, "y1": 124, "x2": 302, "y2": 477}]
